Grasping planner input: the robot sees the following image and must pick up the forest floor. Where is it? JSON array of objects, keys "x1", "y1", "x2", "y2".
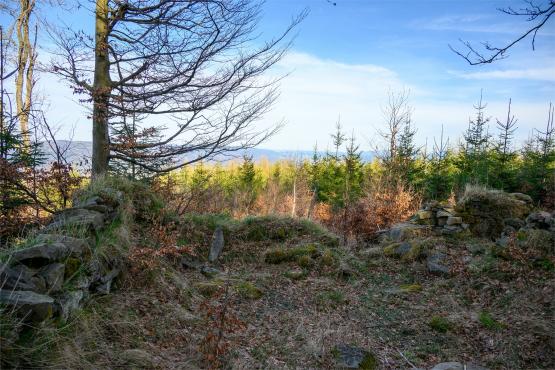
[{"x1": 48, "y1": 216, "x2": 553, "y2": 370}]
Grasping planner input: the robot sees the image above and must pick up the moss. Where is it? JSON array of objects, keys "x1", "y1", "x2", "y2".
[
  {"x1": 194, "y1": 280, "x2": 224, "y2": 297},
  {"x1": 319, "y1": 248, "x2": 337, "y2": 267},
  {"x1": 64, "y1": 258, "x2": 82, "y2": 280},
  {"x1": 399, "y1": 283, "x2": 422, "y2": 293},
  {"x1": 479, "y1": 311, "x2": 504, "y2": 330},
  {"x1": 317, "y1": 290, "x2": 346, "y2": 307},
  {"x1": 264, "y1": 244, "x2": 318, "y2": 264},
  {"x1": 383, "y1": 242, "x2": 401, "y2": 256},
  {"x1": 429, "y1": 316, "x2": 452, "y2": 333},
  {"x1": 296, "y1": 255, "x2": 314, "y2": 268},
  {"x1": 234, "y1": 281, "x2": 263, "y2": 300},
  {"x1": 359, "y1": 352, "x2": 378, "y2": 370}
]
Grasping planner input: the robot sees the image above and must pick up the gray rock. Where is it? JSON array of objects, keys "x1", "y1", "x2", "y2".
[
  {"x1": 57, "y1": 290, "x2": 85, "y2": 321},
  {"x1": 10, "y1": 240, "x2": 87, "y2": 267},
  {"x1": 0, "y1": 289, "x2": 55, "y2": 322},
  {"x1": 94, "y1": 268, "x2": 120, "y2": 294},
  {"x1": 441, "y1": 225, "x2": 463, "y2": 236},
  {"x1": 360, "y1": 247, "x2": 383, "y2": 258},
  {"x1": 436, "y1": 210, "x2": 452, "y2": 218},
  {"x1": 200, "y1": 266, "x2": 222, "y2": 278},
  {"x1": 76, "y1": 196, "x2": 113, "y2": 213},
  {"x1": 0, "y1": 263, "x2": 38, "y2": 291},
  {"x1": 10, "y1": 243, "x2": 72, "y2": 267},
  {"x1": 510, "y1": 192, "x2": 533, "y2": 204},
  {"x1": 38, "y1": 263, "x2": 65, "y2": 293},
  {"x1": 208, "y1": 227, "x2": 224, "y2": 262},
  {"x1": 427, "y1": 253, "x2": 450, "y2": 276},
  {"x1": 388, "y1": 223, "x2": 430, "y2": 242},
  {"x1": 181, "y1": 255, "x2": 203, "y2": 270},
  {"x1": 395, "y1": 242, "x2": 412, "y2": 256},
  {"x1": 526, "y1": 211, "x2": 552, "y2": 229},
  {"x1": 46, "y1": 208, "x2": 105, "y2": 232},
  {"x1": 431, "y1": 363, "x2": 464, "y2": 370},
  {"x1": 446, "y1": 216, "x2": 462, "y2": 226},
  {"x1": 437, "y1": 217, "x2": 447, "y2": 227},
  {"x1": 334, "y1": 344, "x2": 375, "y2": 369},
  {"x1": 503, "y1": 217, "x2": 525, "y2": 230}
]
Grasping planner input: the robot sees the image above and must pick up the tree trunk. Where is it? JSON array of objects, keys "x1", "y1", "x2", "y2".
[
  {"x1": 15, "y1": 0, "x2": 35, "y2": 148},
  {"x1": 92, "y1": 0, "x2": 111, "y2": 178}
]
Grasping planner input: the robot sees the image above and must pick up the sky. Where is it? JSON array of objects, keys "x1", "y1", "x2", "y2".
[{"x1": 4, "y1": 0, "x2": 555, "y2": 153}]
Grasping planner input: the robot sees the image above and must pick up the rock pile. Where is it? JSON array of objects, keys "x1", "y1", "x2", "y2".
[
  {"x1": 411, "y1": 201, "x2": 467, "y2": 236},
  {"x1": 0, "y1": 191, "x2": 123, "y2": 324}
]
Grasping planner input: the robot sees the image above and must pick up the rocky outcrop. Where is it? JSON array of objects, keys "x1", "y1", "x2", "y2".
[{"x1": 0, "y1": 191, "x2": 124, "y2": 325}]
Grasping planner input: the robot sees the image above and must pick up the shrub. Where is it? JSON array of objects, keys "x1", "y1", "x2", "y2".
[{"x1": 429, "y1": 316, "x2": 452, "y2": 333}]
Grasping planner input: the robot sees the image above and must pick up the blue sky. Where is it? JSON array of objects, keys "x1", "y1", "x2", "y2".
[{"x1": 5, "y1": 0, "x2": 555, "y2": 152}]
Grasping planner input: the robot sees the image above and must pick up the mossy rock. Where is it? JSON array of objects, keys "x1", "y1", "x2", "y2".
[
  {"x1": 517, "y1": 229, "x2": 554, "y2": 255},
  {"x1": 383, "y1": 241, "x2": 423, "y2": 262},
  {"x1": 234, "y1": 281, "x2": 263, "y2": 300},
  {"x1": 194, "y1": 280, "x2": 224, "y2": 297},
  {"x1": 264, "y1": 244, "x2": 318, "y2": 264},
  {"x1": 64, "y1": 257, "x2": 82, "y2": 280}
]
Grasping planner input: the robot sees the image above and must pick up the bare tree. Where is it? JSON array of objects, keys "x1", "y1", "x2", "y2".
[
  {"x1": 496, "y1": 98, "x2": 518, "y2": 162},
  {"x1": 51, "y1": 0, "x2": 305, "y2": 177},
  {"x1": 451, "y1": 0, "x2": 555, "y2": 65}
]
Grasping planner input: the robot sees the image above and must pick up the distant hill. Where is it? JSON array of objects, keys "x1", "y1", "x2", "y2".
[{"x1": 40, "y1": 141, "x2": 375, "y2": 165}]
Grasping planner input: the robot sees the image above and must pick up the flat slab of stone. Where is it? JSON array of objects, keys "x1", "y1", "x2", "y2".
[
  {"x1": 0, "y1": 289, "x2": 55, "y2": 322},
  {"x1": 46, "y1": 208, "x2": 105, "y2": 232},
  {"x1": 208, "y1": 227, "x2": 224, "y2": 262},
  {"x1": 446, "y1": 216, "x2": 462, "y2": 226},
  {"x1": 10, "y1": 240, "x2": 87, "y2": 267},
  {"x1": 0, "y1": 263, "x2": 38, "y2": 291},
  {"x1": 38, "y1": 263, "x2": 65, "y2": 293},
  {"x1": 427, "y1": 253, "x2": 450, "y2": 276},
  {"x1": 334, "y1": 344, "x2": 376, "y2": 369}
]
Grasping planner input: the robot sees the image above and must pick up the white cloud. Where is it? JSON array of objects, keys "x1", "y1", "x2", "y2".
[{"x1": 450, "y1": 67, "x2": 555, "y2": 82}]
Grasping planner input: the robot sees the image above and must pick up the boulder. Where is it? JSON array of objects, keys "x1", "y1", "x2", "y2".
[
  {"x1": 446, "y1": 216, "x2": 462, "y2": 226},
  {"x1": 208, "y1": 226, "x2": 224, "y2": 262},
  {"x1": 437, "y1": 210, "x2": 452, "y2": 218},
  {"x1": 456, "y1": 187, "x2": 532, "y2": 238},
  {"x1": 181, "y1": 255, "x2": 203, "y2": 270},
  {"x1": 56, "y1": 290, "x2": 85, "y2": 321},
  {"x1": 333, "y1": 344, "x2": 377, "y2": 369},
  {"x1": 526, "y1": 211, "x2": 552, "y2": 230},
  {"x1": 10, "y1": 240, "x2": 87, "y2": 267},
  {"x1": 0, "y1": 263, "x2": 38, "y2": 291},
  {"x1": 388, "y1": 223, "x2": 430, "y2": 242},
  {"x1": 416, "y1": 210, "x2": 433, "y2": 220},
  {"x1": 510, "y1": 192, "x2": 533, "y2": 204},
  {"x1": 200, "y1": 266, "x2": 222, "y2": 279},
  {"x1": 37, "y1": 263, "x2": 65, "y2": 293},
  {"x1": 0, "y1": 289, "x2": 55, "y2": 323},
  {"x1": 427, "y1": 253, "x2": 450, "y2": 276},
  {"x1": 503, "y1": 217, "x2": 525, "y2": 230},
  {"x1": 94, "y1": 268, "x2": 120, "y2": 294},
  {"x1": 76, "y1": 196, "x2": 113, "y2": 213},
  {"x1": 46, "y1": 208, "x2": 105, "y2": 232}
]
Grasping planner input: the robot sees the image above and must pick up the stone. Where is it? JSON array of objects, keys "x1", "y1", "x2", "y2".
[
  {"x1": 208, "y1": 226, "x2": 224, "y2": 262},
  {"x1": 388, "y1": 223, "x2": 430, "y2": 242},
  {"x1": 510, "y1": 192, "x2": 533, "y2": 204},
  {"x1": 503, "y1": 217, "x2": 525, "y2": 230},
  {"x1": 526, "y1": 211, "x2": 552, "y2": 229},
  {"x1": 446, "y1": 216, "x2": 462, "y2": 226},
  {"x1": 120, "y1": 349, "x2": 155, "y2": 368},
  {"x1": 436, "y1": 210, "x2": 452, "y2": 218},
  {"x1": 0, "y1": 289, "x2": 55, "y2": 323},
  {"x1": 333, "y1": 344, "x2": 377, "y2": 369},
  {"x1": 46, "y1": 208, "x2": 105, "y2": 232},
  {"x1": 56, "y1": 290, "x2": 85, "y2": 321},
  {"x1": 0, "y1": 263, "x2": 38, "y2": 291},
  {"x1": 441, "y1": 226, "x2": 463, "y2": 236},
  {"x1": 200, "y1": 266, "x2": 222, "y2": 278},
  {"x1": 38, "y1": 263, "x2": 65, "y2": 293},
  {"x1": 76, "y1": 196, "x2": 113, "y2": 213},
  {"x1": 416, "y1": 210, "x2": 433, "y2": 220},
  {"x1": 10, "y1": 243, "x2": 74, "y2": 267},
  {"x1": 94, "y1": 268, "x2": 120, "y2": 294},
  {"x1": 437, "y1": 217, "x2": 447, "y2": 227},
  {"x1": 431, "y1": 363, "x2": 464, "y2": 370},
  {"x1": 427, "y1": 253, "x2": 450, "y2": 276},
  {"x1": 181, "y1": 255, "x2": 203, "y2": 270}
]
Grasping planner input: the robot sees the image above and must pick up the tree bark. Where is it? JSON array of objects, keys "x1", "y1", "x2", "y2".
[{"x1": 92, "y1": 0, "x2": 111, "y2": 178}]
